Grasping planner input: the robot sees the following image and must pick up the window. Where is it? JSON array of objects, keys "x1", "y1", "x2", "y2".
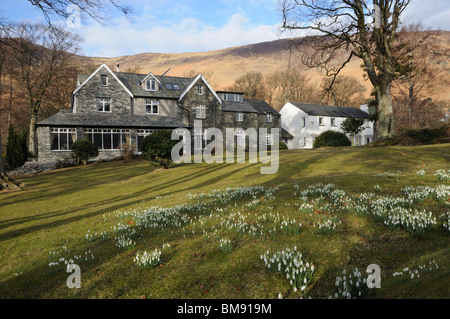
[
  {"x1": 145, "y1": 100, "x2": 159, "y2": 114},
  {"x1": 196, "y1": 105, "x2": 206, "y2": 119},
  {"x1": 319, "y1": 117, "x2": 325, "y2": 126},
  {"x1": 165, "y1": 83, "x2": 173, "y2": 90},
  {"x1": 97, "y1": 98, "x2": 111, "y2": 112},
  {"x1": 236, "y1": 113, "x2": 243, "y2": 122},
  {"x1": 137, "y1": 129, "x2": 155, "y2": 152},
  {"x1": 145, "y1": 79, "x2": 157, "y2": 91},
  {"x1": 100, "y1": 75, "x2": 108, "y2": 86},
  {"x1": 196, "y1": 85, "x2": 204, "y2": 95},
  {"x1": 194, "y1": 130, "x2": 205, "y2": 150},
  {"x1": 303, "y1": 137, "x2": 307, "y2": 146},
  {"x1": 266, "y1": 114, "x2": 273, "y2": 123},
  {"x1": 51, "y1": 128, "x2": 76, "y2": 151},
  {"x1": 266, "y1": 133, "x2": 273, "y2": 146},
  {"x1": 85, "y1": 129, "x2": 130, "y2": 150},
  {"x1": 172, "y1": 84, "x2": 179, "y2": 90},
  {"x1": 236, "y1": 129, "x2": 246, "y2": 149},
  {"x1": 223, "y1": 93, "x2": 242, "y2": 102},
  {"x1": 302, "y1": 118, "x2": 306, "y2": 127},
  {"x1": 330, "y1": 118, "x2": 336, "y2": 126}
]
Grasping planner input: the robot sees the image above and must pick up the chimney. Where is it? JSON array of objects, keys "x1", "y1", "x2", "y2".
[{"x1": 116, "y1": 63, "x2": 120, "y2": 72}]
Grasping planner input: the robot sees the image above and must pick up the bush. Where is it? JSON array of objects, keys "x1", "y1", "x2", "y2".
[
  {"x1": 279, "y1": 141, "x2": 289, "y2": 150},
  {"x1": 380, "y1": 124, "x2": 449, "y2": 146},
  {"x1": 313, "y1": 130, "x2": 351, "y2": 148},
  {"x1": 70, "y1": 140, "x2": 99, "y2": 165},
  {"x1": 142, "y1": 130, "x2": 178, "y2": 169},
  {"x1": 5, "y1": 125, "x2": 28, "y2": 170}
]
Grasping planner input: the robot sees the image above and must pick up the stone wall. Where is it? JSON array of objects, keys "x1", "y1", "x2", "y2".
[{"x1": 74, "y1": 66, "x2": 132, "y2": 115}]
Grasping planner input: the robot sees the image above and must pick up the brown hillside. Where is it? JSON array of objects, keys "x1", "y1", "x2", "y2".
[{"x1": 85, "y1": 31, "x2": 450, "y2": 101}]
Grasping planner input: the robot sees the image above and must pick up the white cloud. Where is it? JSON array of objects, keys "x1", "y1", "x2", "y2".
[{"x1": 79, "y1": 13, "x2": 284, "y2": 57}]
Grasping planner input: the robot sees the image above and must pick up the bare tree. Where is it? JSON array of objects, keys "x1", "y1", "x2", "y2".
[
  {"x1": 227, "y1": 72, "x2": 267, "y2": 101},
  {"x1": 321, "y1": 75, "x2": 367, "y2": 107},
  {"x1": 279, "y1": 0, "x2": 413, "y2": 141},
  {"x1": 27, "y1": 0, "x2": 133, "y2": 25},
  {"x1": 3, "y1": 22, "x2": 81, "y2": 155},
  {"x1": 0, "y1": 36, "x2": 19, "y2": 190}
]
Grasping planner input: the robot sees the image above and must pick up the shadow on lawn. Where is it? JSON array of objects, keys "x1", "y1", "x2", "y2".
[{"x1": 0, "y1": 162, "x2": 259, "y2": 242}]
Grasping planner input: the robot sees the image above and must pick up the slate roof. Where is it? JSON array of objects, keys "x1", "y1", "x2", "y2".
[
  {"x1": 78, "y1": 72, "x2": 193, "y2": 99},
  {"x1": 247, "y1": 99, "x2": 280, "y2": 115},
  {"x1": 221, "y1": 99, "x2": 280, "y2": 115},
  {"x1": 36, "y1": 112, "x2": 190, "y2": 128},
  {"x1": 289, "y1": 102, "x2": 370, "y2": 119}
]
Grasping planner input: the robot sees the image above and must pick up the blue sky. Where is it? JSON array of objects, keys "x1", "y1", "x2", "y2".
[{"x1": 1, "y1": 0, "x2": 449, "y2": 57}]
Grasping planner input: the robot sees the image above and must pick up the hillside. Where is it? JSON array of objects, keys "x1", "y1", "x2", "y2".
[{"x1": 85, "y1": 31, "x2": 450, "y2": 101}]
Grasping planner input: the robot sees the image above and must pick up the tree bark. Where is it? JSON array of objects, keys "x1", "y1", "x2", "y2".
[
  {"x1": 0, "y1": 130, "x2": 20, "y2": 191},
  {"x1": 29, "y1": 109, "x2": 38, "y2": 156},
  {"x1": 375, "y1": 82, "x2": 395, "y2": 140}
]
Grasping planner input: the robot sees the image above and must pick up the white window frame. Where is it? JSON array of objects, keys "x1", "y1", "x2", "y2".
[
  {"x1": 302, "y1": 118, "x2": 306, "y2": 127},
  {"x1": 196, "y1": 105, "x2": 206, "y2": 119},
  {"x1": 196, "y1": 85, "x2": 204, "y2": 95},
  {"x1": 330, "y1": 118, "x2": 336, "y2": 126},
  {"x1": 319, "y1": 117, "x2": 325, "y2": 126},
  {"x1": 97, "y1": 98, "x2": 111, "y2": 112},
  {"x1": 145, "y1": 79, "x2": 157, "y2": 91},
  {"x1": 85, "y1": 128, "x2": 130, "y2": 151},
  {"x1": 266, "y1": 114, "x2": 273, "y2": 123},
  {"x1": 236, "y1": 113, "x2": 243, "y2": 122},
  {"x1": 51, "y1": 128, "x2": 77, "y2": 151},
  {"x1": 194, "y1": 130, "x2": 205, "y2": 150},
  {"x1": 236, "y1": 129, "x2": 246, "y2": 149},
  {"x1": 145, "y1": 99, "x2": 159, "y2": 115}
]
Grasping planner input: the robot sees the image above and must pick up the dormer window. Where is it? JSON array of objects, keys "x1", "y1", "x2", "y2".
[
  {"x1": 221, "y1": 93, "x2": 243, "y2": 103},
  {"x1": 100, "y1": 74, "x2": 108, "y2": 86},
  {"x1": 145, "y1": 79, "x2": 157, "y2": 91}
]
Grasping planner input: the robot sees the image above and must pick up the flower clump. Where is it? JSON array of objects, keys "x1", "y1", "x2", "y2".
[
  {"x1": 330, "y1": 268, "x2": 369, "y2": 299},
  {"x1": 134, "y1": 248, "x2": 162, "y2": 268},
  {"x1": 261, "y1": 247, "x2": 315, "y2": 292}
]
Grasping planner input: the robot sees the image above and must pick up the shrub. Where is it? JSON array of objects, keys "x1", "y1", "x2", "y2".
[
  {"x1": 313, "y1": 131, "x2": 351, "y2": 148},
  {"x1": 279, "y1": 141, "x2": 289, "y2": 150},
  {"x1": 120, "y1": 143, "x2": 136, "y2": 161},
  {"x1": 5, "y1": 125, "x2": 28, "y2": 170},
  {"x1": 142, "y1": 130, "x2": 178, "y2": 169},
  {"x1": 70, "y1": 140, "x2": 99, "y2": 165}
]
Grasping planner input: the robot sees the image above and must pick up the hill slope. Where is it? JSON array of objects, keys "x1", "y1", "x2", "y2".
[{"x1": 85, "y1": 31, "x2": 450, "y2": 101}]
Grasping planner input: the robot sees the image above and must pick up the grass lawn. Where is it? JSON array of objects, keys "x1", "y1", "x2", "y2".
[{"x1": 0, "y1": 144, "x2": 449, "y2": 299}]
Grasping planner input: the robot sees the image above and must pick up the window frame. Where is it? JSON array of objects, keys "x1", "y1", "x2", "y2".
[
  {"x1": 196, "y1": 105, "x2": 206, "y2": 119},
  {"x1": 51, "y1": 128, "x2": 77, "y2": 151},
  {"x1": 236, "y1": 112, "x2": 244, "y2": 122},
  {"x1": 100, "y1": 74, "x2": 108, "y2": 86},
  {"x1": 145, "y1": 99, "x2": 159, "y2": 115},
  {"x1": 145, "y1": 79, "x2": 157, "y2": 91},
  {"x1": 330, "y1": 118, "x2": 336, "y2": 126},
  {"x1": 319, "y1": 117, "x2": 325, "y2": 126},
  {"x1": 196, "y1": 85, "x2": 204, "y2": 95},
  {"x1": 97, "y1": 97, "x2": 111, "y2": 112},
  {"x1": 84, "y1": 128, "x2": 131, "y2": 151},
  {"x1": 266, "y1": 114, "x2": 273, "y2": 123}
]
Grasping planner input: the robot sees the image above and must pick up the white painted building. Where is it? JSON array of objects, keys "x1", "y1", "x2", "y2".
[{"x1": 280, "y1": 102, "x2": 374, "y2": 149}]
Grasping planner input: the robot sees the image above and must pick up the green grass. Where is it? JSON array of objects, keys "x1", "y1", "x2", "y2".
[{"x1": 0, "y1": 144, "x2": 449, "y2": 299}]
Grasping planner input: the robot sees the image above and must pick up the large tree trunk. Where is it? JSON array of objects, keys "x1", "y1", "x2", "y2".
[
  {"x1": 29, "y1": 109, "x2": 38, "y2": 156},
  {"x1": 375, "y1": 82, "x2": 395, "y2": 140},
  {"x1": 0, "y1": 130, "x2": 20, "y2": 191}
]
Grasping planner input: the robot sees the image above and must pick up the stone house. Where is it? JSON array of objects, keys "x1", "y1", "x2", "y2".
[
  {"x1": 36, "y1": 63, "x2": 281, "y2": 162},
  {"x1": 280, "y1": 102, "x2": 374, "y2": 149}
]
